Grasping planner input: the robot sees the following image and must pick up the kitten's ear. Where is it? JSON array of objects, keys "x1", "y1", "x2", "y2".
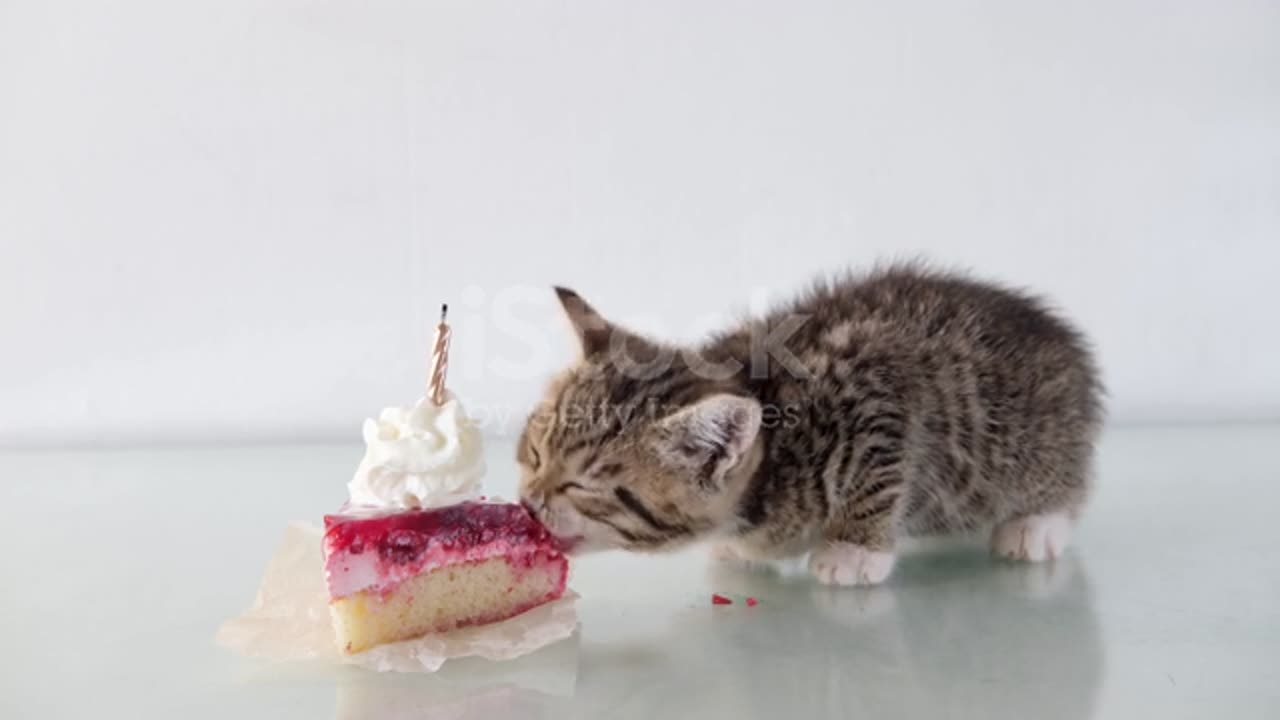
[
  {"x1": 554, "y1": 286, "x2": 613, "y2": 357},
  {"x1": 654, "y1": 394, "x2": 763, "y2": 489}
]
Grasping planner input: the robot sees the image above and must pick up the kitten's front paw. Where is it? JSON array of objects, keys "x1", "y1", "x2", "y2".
[
  {"x1": 709, "y1": 541, "x2": 748, "y2": 564},
  {"x1": 991, "y1": 512, "x2": 1072, "y2": 562},
  {"x1": 708, "y1": 541, "x2": 774, "y2": 571},
  {"x1": 809, "y1": 543, "x2": 896, "y2": 586}
]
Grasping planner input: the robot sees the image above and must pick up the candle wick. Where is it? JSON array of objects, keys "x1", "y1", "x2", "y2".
[{"x1": 440, "y1": 304, "x2": 448, "y2": 323}]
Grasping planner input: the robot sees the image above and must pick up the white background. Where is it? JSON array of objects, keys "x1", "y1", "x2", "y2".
[{"x1": 2, "y1": 1, "x2": 1277, "y2": 447}]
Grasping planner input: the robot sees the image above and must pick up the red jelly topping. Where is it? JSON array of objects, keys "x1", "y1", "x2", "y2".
[
  {"x1": 711, "y1": 593, "x2": 733, "y2": 605},
  {"x1": 324, "y1": 502, "x2": 556, "y2": 566}
]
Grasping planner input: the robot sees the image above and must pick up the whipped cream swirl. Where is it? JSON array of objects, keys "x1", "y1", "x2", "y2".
[{"x1": 348, "y1": 392, "x2": 486, "y2": 509}]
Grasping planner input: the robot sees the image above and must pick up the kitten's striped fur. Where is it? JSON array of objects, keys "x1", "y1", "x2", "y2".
[{"x1": 518, "y1": 265, "x2": 1103, "y2": 585}]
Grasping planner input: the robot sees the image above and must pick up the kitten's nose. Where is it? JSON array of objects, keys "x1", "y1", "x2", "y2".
[{"x1": 521, "y1": 495, "x2": 544, "y2": 516}]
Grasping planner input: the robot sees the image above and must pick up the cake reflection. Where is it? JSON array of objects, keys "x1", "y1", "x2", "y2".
[{"x1": 333, "y1": 632, "x2": 579, "y2": 720}]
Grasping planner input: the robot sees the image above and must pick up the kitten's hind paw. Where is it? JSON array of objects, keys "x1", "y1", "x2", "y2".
[
  {"x1": 809, "y1": 543, "x2": 896, "y2": 586},
  {"x1": 991, "y1": 512, "x2": 1072, "y2": 562}
]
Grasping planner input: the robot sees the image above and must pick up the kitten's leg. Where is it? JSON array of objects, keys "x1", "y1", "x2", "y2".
[
  {"x1": 991, "y1": 511, "x2": 1073, "y2": 562},
  {"x1": 708, "y1": 541, "x2": 773, "y2": 570},
  {"x1": 991, "y1": 439, "x2": 1091, "y2": 563},
  {"x1": 810, "y1": 542, "x2": 897, "y2": 586},
  {"x1": 809, "y1": 468, "x2": 904, "y2": 587},
  {"x1": 709, "y1": 541, "x2": 748, "y2": 563}
]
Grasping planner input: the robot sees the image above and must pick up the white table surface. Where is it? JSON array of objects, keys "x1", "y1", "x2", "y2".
[{"x1": 2, "y1": 424, "x2": 1277, "y2": 719}]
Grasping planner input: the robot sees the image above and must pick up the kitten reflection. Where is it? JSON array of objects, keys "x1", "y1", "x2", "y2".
[
  {"x1": 804, "y1": 553, "x2": 1101, "y2": 719},
  {"x1": 583, "y1": 550, "x2": 1102, "y2": 719}
]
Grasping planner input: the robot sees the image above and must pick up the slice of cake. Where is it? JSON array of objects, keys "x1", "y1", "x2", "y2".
[
  {"x1": 323, "y1": 501, "x2": 569, "y2": 654},
  {"x1": 325, "y1": 306, "x2": 572, "y2": 654}
]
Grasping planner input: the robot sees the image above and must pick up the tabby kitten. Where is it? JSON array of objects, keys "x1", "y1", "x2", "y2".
[{"x1": 518, "y1": 265, "x2": 1103, "y2": 586}]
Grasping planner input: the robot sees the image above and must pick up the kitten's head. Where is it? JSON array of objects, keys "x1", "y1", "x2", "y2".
[{"x1": 517, "y1": 288, "x2": 763, "y2": 553}]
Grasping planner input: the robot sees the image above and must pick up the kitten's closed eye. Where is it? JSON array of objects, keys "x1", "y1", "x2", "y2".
[
  {"x1": 592, "y1": 463, "x2": 624, "y2": 478},
  {"x1": 557, "y1": 481, "x2": 587, "y2": 494}
]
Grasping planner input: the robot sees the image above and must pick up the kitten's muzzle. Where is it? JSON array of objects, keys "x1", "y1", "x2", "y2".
[{"x1": 521, "y1": 495, "x2": 583, "y2": 552}]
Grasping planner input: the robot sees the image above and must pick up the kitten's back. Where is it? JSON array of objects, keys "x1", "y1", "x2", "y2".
[{"x1": 728, "y1": 264, "x2": 1103, "y2": 538}]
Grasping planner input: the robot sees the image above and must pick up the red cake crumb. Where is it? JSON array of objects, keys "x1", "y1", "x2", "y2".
[
  {"x1": 711, "y1": 593, "x2": 733, "y2": 605},
  {"x1": 746, "y1": 597, "x2": 758, "y2": 607}
]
